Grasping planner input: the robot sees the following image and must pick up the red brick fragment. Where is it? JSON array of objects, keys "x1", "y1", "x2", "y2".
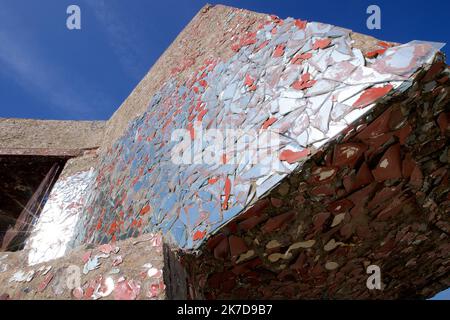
[
  {"x1": 270, "y1": 197, "x2": 283, "y2": 208},
  {"x1": 238, "y1": 214, "x2": 268, "y2": 231},
  {"x1": 207, "y1": 233, "x2": 226, "y2": 251},
  {"x1": 229, "y1": 235, "x2": 248, "y2": 257},
  {"x1": 372, "y1": 144, "x2": 402, "y2": 182},
  {"x1": 394, "y1": 124, "x2": 412, "y2": 145},
  {"x1": 340, "y1": 224, "x2": 354, "y2": 240},
  {"x1": 333, "y1": 143, "x2": 367, "y2": 167},
  {"x1": 347, "y1": 183, "x2": 377, "y2": 208},
  {"x1": 310, "y1": 185, "x2": 336, "y2": 196},
  {"x1": 214, "y1": 237, "x2": 229, "y2": 260},
  {"x1": 312, "y1": 212, "x2": 331, "y2": 230},
  {"x1": 423, "y1": 61, "x2": 445, "y2": 82},
  {"x1": 262, "y1": 211, "x2": 296, "y2": 233},
  {"x1": 327, "y1": 199, "x2": 354, "y2": 214},
  {"x1": 356, "y1": 108, "x2": 391, "y2": 140},
  {"x1": 232, "y1": 258, "x2": 262, "y2": 275},
  {"x1": 388, "y1": 106, "x2": 405, "y2": 130},
  {"x1": 437, "y1": 112, "x2": 449, "y2": 136},
  {"x1": 238, "y1": 198, "x2": 270, "y2": 220},
  {"x1": 410, "y1": 165, "x2": 423, "y2": 189},
  {"x1": 376, "y1": 196, "x2": 410, "y2": 221},
  {"x1": 309, "y1": 166, "x2": 338, "y2": 184},
  {"x1": 368, "y1": 185, "x2": 402, "y2": 210},
  {"x1": 352, "y1": 162, "x2": 374, "y2": 191}
]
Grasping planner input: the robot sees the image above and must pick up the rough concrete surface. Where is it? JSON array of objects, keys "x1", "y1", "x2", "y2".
[
  {"x1": 0, "y1": 118, "x2": 105, "y2": 151},
  {"x1": 0, "y1": 234, "x2": 166, "y2": 300}
]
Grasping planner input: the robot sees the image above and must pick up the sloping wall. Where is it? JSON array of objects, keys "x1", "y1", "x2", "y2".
[{"x1": 72, "y1": 12, "x2": 441, "y2": 252}]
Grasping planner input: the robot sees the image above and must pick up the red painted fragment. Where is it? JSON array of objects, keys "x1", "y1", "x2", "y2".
[
  {"x1": 140, "y1": 204, "x2": 151, "y2": 216},
  {"x1": 208, "y1": 177, "x2": 219, "y2": 184},
  {"x1": 187, "y1": 123, "x2": 195, "y2": 140},
  {"x1": 291, "y1": 52, "x2": 312, "y2": 65},
  {"x1": 378, "y1": 41, "x2": 393, "y2": 48},
  {"x1": 193, "y1": 230, "x2": 207, "y2": 241},
  {"x1": 244, "y1": 74, "x2": 255, "y2": 87},
  {"x1": 255, "y1": 40, "x2": 269, "y2": 52},
  {"x1": 353, "y1": 85, "x2": 393, "y2": 108},
  {"x1": 291, "y1": 73, "x2": 316, "y2": 90},
  {"x1": 231, "y1": 43, "x2": 241, "y2": 52},
  {"x1": 82, "y1": 251, "x2": 92, "y2": 263},
  {"x1": 222, "y1": 177, "x2": 231, "y2": 210},
  {"x1": 294, "y1": 19, "x2": 307, "y2": 29},
  {"x1": 273, "y1": 45, "x2": 286, "y2": 58},
  {"x1": 262, "y1": 117, "x2": 277, "y2": 129},
  {"x1": 197, "y1": 109, "x2": 208, "y2": 121},
  {"x1": 365, "y1": 48, "x2": 387, "y2": 58},
  {"x1": 37, "y1": 273, "x2": 54, "y2": 293},
  {"x1": 279, "y1": 148, "x2": 310, "y2": 164},
  {"x1": 312, "y1": 38, "x2": 332, "y2": 50}
]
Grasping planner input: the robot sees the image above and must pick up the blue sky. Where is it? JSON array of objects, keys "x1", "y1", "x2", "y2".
[
  {"x1": 0, "y1": 0, "x2": 448, "y2": 299},
  {"x1": 0, "y1": 0, "x2": 449, "y2": 120}
]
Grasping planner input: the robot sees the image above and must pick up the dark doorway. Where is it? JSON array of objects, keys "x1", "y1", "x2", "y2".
[{"x1": 0, "y1": 156, "x2": 67, "y2": 251}]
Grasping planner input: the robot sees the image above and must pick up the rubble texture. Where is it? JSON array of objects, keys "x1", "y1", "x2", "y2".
[
  {"x1": 182, "y1": 60, "x2": 450, "y2": 299},
  {"x1": 0, "y1": 234, "x2": 166, "y2": 300}
]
